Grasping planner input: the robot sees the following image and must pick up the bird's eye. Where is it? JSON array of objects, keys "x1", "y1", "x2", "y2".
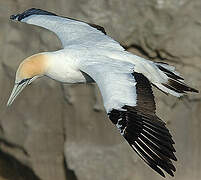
[{"x1": 18, "y1": 78, "x2": 30, "y2": 85}]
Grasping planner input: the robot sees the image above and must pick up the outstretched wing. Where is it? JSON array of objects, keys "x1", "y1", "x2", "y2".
[
  {"x1": 10, "y1": 8, "x2": 123, "y2": 50},
  {"x1": 80, "y1": 60, "x2": 176, "y2": 177}
]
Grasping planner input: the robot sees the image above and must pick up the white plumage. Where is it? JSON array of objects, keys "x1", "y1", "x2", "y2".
[{"x1": 8, "y1": 8, "x2": 198, "y2": 177}]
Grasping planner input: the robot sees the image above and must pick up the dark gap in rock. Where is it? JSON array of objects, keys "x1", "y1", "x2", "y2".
[
  {"x1": 123, "y1": 44, "x2": 152, "y2": 59},
  {"x1": 123, "y1": 44, "x2": 180, "y2": 64},
  {"x1": 63, "y1": 158, "x2": 78, "y2": 180},
  {"x1": 0, "y1": 150, "x2": 40, "y2": 180},
  {"x1": 0, "y1": 138, "x2": 29, "y2": 156}
]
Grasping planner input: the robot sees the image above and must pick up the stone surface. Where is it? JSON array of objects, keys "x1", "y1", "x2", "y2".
[{"x1": 0, "y1": 0, "x2": 201, "y2": 180}]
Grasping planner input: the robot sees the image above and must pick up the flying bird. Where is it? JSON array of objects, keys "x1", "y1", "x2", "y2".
[{"x1": 8, "y1": 8, "x2": 198, "y2": 177}]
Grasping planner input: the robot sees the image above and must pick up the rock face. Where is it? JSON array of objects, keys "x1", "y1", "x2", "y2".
[{"x1": 0, "y1": 0, "x2": 201, "y2": 180}]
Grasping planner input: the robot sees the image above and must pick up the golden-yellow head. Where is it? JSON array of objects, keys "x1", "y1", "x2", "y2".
[{"x1": 7, "y1": 53, "x2": 48, "y2": 106}]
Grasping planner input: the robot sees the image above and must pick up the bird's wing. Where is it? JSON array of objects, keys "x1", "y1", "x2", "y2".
[
  {"x1": 10, "y1": 8, "x2": 124, "y2": 50},
  {"x1": 79, "y1": 59, "x2": 176, "y2": 177}
]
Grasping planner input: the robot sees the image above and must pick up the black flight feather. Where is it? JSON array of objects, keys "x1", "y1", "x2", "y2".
[{"x1": 108, "y1": 73, "x2": 177, "y2": 177}]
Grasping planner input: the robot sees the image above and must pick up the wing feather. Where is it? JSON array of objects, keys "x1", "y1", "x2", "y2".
[
  {"x1": 80, "y1": 58, "x2": 177, "y2": 177},
  {"x1": 107, "y1": 73, "x2": 177, "y2": 177},
  {"x1": 80, "y1": 58, "x2": 137, "y2": 112},
  {"x1": 10, "y1": 8, "x2": 123, "y2": 50}
]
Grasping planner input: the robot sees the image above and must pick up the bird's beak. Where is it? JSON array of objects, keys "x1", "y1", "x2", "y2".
[{"x1": 7, "y1": 80, "x2": 29, "y2": 106}]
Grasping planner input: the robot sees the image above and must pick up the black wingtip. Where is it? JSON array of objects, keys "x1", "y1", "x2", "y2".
[
  {"x1": 10, "y1": 14, "x2": 16, "y2": 20},
  {"x1": 10, "y1": 14, "x2": 20, "y2": 21},
  {"x1": 10, "y1": 8, "x2": 57, "y2": 21}
]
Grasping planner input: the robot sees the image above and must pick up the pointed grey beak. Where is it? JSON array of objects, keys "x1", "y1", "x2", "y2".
[{"x1": 7, "y1": 80, "x2": 29, "y2": 106}]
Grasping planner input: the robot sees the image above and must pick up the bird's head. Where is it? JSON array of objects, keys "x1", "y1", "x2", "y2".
[{"x1": 7, "y1": 53, "x2": 48, "y2": 106}]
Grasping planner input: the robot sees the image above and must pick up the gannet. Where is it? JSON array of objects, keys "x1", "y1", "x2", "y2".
[{"x1": 8, "y1": 8, "x2": 198, "y2": 177}]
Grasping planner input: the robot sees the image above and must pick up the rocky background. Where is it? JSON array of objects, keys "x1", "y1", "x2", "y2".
[{"x1": 0, "y1": 0, "x2": 201, "y2": 180}]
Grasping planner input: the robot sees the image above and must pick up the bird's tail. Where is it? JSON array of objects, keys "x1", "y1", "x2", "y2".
[
  {"x1": 106, "y1": 51, "x2": 198, "y2": 96},
  {"x1": 152, "y1": 62, "x2": 199, "y2": 96}
]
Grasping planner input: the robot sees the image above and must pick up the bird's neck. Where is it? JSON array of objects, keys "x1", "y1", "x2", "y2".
[{"x1": 44, "y1": 50, "x2": 90, "y2": 84}]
